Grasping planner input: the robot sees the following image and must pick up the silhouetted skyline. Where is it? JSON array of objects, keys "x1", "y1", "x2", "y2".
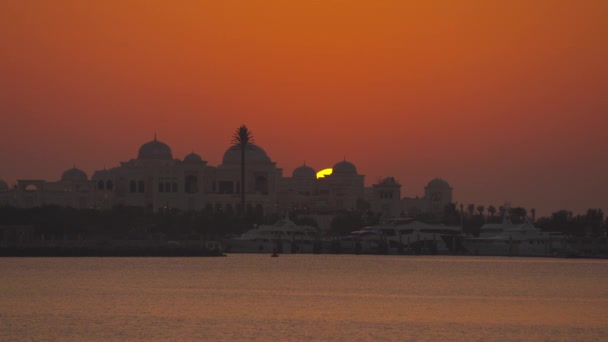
[{"x1": 1, "y1": 1, "x2": 606, "y2": 217}]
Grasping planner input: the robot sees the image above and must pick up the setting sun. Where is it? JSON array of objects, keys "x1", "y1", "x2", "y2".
[{"x1": 316, "y1": 168, "x2": 333, "y2": 179}]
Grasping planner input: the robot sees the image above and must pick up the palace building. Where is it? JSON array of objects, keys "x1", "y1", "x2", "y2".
[{"x1": 0, "y1": 137, "x2": 453, "y2": 218}]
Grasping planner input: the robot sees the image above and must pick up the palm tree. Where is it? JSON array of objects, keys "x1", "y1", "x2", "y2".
[
  {"x1": 467, "y1": 203, "x2": 475, "y2": 217},
  {"x1": 487, "y1": 205, "x2": 496, "y2": 217},
  {"x1": 530, "y1": 208, "x2": 536, "y2": 222},
  {"x1": 476, "y1": 205, "x2": 485, "y2": 217},
  {"x1": 498, "y1": 205, "x2": 507, "y2": 218},
  {"x1": 231, "y1": 125, "x2": 254, "y2": 214}
]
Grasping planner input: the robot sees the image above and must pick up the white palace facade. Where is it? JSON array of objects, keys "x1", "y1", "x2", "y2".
[{"x1": 0, "y1": 137, "x2": 453, "y2": 218}]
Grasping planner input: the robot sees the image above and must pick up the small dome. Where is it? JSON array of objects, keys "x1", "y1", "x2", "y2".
[
  {"x1": 427, "y1": 178, "x2": 450, "y2": 188},
  {"x1": 61, "y1": 167, "x2": 88, "y2": 182},
  {"x1": 332, "y1": 160, "x2": 357, "y2": 174},
  {"x1": 184, "y1": 152, "x2": 202, "y2": 162},
  {"x1": 0, "y1": 180, "x2": 8, "y2": 191},
  {"x1": 138, "y1": 137, "x2": 173, "y2": 160},
  {"x1": 380, "y1": 177, "x2": 398, "y2": 185},
  {"x1": 292, "y1": 164, "x2": 316, "y2": 179},
  {"x1": 222, "y1": 144, "x2": 271, "y2": 164}
]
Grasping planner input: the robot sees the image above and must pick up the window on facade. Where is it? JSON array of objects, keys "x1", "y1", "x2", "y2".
[
  {"x1": 165, "y1": 182, "x2": 171, "y2": 192},
  {"x1": 106, "y1": 180, "x2": 113, "y2": 190},
  {"x1": 98, "y1": 180, "x2": 104, "y2": 190},
  {"x1": 255, "y1": 203, "x2": 264, "y2": 217},
  {"x1": 138, "y1": 180, "x2": 145, "y2": 193},
  {"x1": 218, "y1": 181, "x2": 234, "y2": 194},
  {"x1": 171, "y1": 182, "x2": 177, "y2": 193},
  {"x1": 255, "y1": 176, "x2": 268, "y2": 194},
  {"x1": 129, "y1": 180, "x2": 137, "y2": 193},
  {"x1": 185, "y1": 175, "x2": 198, "y2": 194},
  {"x1": 159, "y1": 182, "x2": 164, "y2": 192}
]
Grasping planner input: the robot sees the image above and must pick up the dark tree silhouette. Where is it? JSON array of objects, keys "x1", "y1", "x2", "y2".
[
  {"x1": 509, "y1": 207, "x2": 527, "y2": 224},
  {"x1": 487, "y1": 205, "x2": 496, "y2": 217},
  {"x1": 530, "y1": 208, "x2": 536, "y2": 221},
  {"x1": 498, "y1": 205, "x2": 507, "y2": 218},
  {"x1": 231, "y1": 125, "x2": 254, "y2": 213},
  {"x1": 467, "y1": 203, "x2": 475, "y2": 217},
  {"x1": 476, "y1": 205, "x2": 485, "y2": 217}
]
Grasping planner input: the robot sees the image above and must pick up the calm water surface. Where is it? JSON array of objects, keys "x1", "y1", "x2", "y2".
[{"x1": 1, "y1": 255, "x2": 607, "y2": 341}]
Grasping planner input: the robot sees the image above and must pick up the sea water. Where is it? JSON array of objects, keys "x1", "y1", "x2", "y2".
[{"x1": 1, "y1": 255, "x2": 607, "y2": 341}]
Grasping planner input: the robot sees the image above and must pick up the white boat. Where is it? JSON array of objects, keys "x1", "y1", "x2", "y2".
[
  {"x1": 224, "y1": 217, "x2": 322, "y2": 254},
  {"x1": 462, "y1": 218, "x2": 565, "y2": 257},
  {"x1": 338, "y1": 217, "x2": 463, "y2": 254}
]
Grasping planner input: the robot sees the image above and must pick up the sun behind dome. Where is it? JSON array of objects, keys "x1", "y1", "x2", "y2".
[{"x1": 316, "y1": 168, "x2": 333, "y2": 179}]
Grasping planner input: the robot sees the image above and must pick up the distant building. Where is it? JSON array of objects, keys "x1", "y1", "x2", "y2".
[
  {"x1": 370, "y1": 177, "x2": 402, "y2": 218},
  {"x1": 401, "y1": 178, "x2": 453, "y2": 217}
]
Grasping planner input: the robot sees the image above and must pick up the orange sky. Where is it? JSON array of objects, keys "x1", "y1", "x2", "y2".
[{"x1": 1, "y1": 0, "x2": 607, "y2": 216}]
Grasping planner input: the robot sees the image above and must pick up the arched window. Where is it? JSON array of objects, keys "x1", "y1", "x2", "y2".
[
  {"x1": 138, "y1": 180, "x2": 145, "y2": 193},
  {"x1": 185, "y1": 175, "x2": 198, "y2": 194},
  {"x1": 98, "y1": 180, "x2": 104, "y2": 190},
  {"x1": 129, "y1": 180, "x2": 136, "y2": 193},
  {"x1": 255, "y1": 176, "x2": 268, "y2": 194},
  {"x1": 25, "y1": 184, "x2": 39, "y2": 191},
  {"x1": 106, "y1": 180, "x2": 113, "y2": 190}
]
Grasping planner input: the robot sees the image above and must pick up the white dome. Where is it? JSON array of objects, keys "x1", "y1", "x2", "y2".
[
  {"x1": 427, "y1": 178, "x2": 450, "y2": 188},
  {"x1": 138, "y1": 137, "x2": 173, "y2": 160},
  {"x1": 222, "y1": 144, "x2": 271, "y2": 164},
  {"x1": 292, "y1": 164, "x2": 316, "y2": 179},
  {"x1": 184, "y1": 152, "x2": 202, "y2": 162},
  {"x1": 332, "y1": 160, "x2": 357, "y2": 174},
  {"x1": 61, "y1": 167, "x2": 88, "y2": 182},
  {"x1": 380, "y1": 177, "x2": 398, "y2": 185}
]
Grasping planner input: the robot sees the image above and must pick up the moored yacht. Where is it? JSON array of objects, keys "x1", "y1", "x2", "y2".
[
  {"x1": 338, "y1": 217, "x2": 463, "y2": 254},
  {"x1": 462, "y1": 218, "x2": 565, "y2": 257},
  {"x1": 223, "y1": 217, "x2": 322, "y2": 254}
]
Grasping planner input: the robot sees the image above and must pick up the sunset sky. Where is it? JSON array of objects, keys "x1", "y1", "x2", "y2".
[{"x1": 1, "y1": 1, "x2": 606, "y2": 216}]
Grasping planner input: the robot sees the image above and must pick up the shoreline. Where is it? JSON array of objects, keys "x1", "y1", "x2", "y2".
[{"x1": 0, "y1": 246, "x2": 225, "y2": 257}]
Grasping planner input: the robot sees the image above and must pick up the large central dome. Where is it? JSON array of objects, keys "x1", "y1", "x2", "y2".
[
  {"x1": 222, "y1": 144, "x2": 271, "y2": 164},
  {"x1": 138, "y1": 137, "x2": 173, "y2": 160}
]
